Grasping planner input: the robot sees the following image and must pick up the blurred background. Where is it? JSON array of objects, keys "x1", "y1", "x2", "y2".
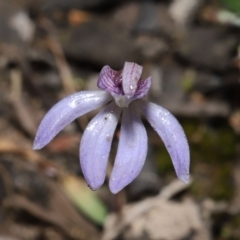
[{"x1": 0, "y1": 0, "x2": 240, "y2": 239}]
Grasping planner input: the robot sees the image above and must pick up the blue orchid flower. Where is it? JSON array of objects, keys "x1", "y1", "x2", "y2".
[{"x1": 33, "y1": 62, "x2": 190, "y2": 194}]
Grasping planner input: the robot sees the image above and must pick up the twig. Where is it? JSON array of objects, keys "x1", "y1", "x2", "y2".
[
  {"x1": 9, "y1": 69, "x2": 37, "y2": 137},
  {"x1": 39, "y1": 17, "x2": 88, "y2": 130},
  {"x1": 0, "y1": 164, "x2": 14, "y2": 196}
]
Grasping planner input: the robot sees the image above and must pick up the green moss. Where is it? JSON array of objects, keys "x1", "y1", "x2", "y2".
[
  {"x1": 218, "y1": 0, "x2": 240, "y2": 14},
  {"x1": 153, "y1": 145, "x2": 173, "y2": 176},
  {"x1": 219, "y1": 215, "x2": 240, "y2": 239}
]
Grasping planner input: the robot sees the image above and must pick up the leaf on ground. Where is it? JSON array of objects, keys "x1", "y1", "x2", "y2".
[{"x1": 62, "y1": 175, "x2": 107, "y2": 225}]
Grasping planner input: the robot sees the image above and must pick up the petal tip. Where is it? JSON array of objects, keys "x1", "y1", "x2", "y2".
[
  {"x1": 109, "y1": 177, "x2": 129, "y2": 194},
  {"x1": 33, "y1": 132, "x2": 49, "y2": 150},
  {"x1": 32, "y1": 145, "x2": 41, "y2": 150},
  {"x1": 86, "y1": 181, "x2": 103, "y2": 191},
  {"x1": 32, "y1": 139, "x2": 44, "y2": 150},
  {"x1": 109, "y1": 183, "x2": 122, "y2": 194},
  {"x1": 178, "y1": 173, "x2": 190, "y2": 184}
]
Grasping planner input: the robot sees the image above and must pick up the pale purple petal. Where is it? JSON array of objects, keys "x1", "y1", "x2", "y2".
[
  {"x1": 97, "y1": 65, "x2": 123, "y2": 95},
  {"x1": 131, "y1": 76, "x2": 152, "y2": 100},
  {"x1": 33, "y1": 91, "x2": 112, "y2": 150},
  {"x1": 122, "y1": 62, "x2": 143, "y2": 98},
  {"x1": 109, "y1": 104, "x2": 148, "y2": 194},
  {"x1": 80, "y1": 102, "x2": 122, "y2": 190},
  {"x1": 140, "y1": 101, "x2": 190, "y2": 183}
]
